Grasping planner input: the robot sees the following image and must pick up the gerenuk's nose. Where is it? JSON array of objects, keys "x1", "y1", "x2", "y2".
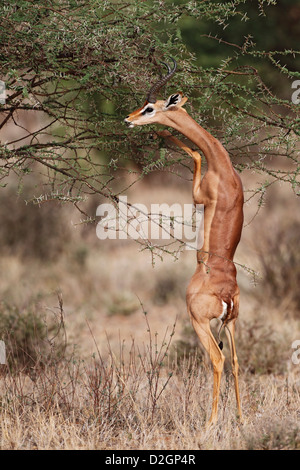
[{"x1": 124, "y1": 118, "x2": 131, "y2": 127}]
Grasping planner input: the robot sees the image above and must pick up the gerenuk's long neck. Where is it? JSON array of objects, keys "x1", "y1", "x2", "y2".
[
  {"x1": 161, "y1": 108, "x2": 233, "y2": 172},
  {"x1": 161, "y1": 107, "x2": 244, "y2": 269}
]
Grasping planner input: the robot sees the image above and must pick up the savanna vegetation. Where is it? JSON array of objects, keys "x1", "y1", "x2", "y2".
[{"x1": 0, "y1": 0, "x2": 299, "y2": 450}]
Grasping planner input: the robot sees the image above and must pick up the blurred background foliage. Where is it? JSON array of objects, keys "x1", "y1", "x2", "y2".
[{"x1": 177, "y1": 0, "x2": 300, "y2": 73}]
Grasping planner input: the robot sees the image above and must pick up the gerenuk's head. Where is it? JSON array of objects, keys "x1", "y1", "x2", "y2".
[{"x1": 124, "y1": 58, "x2": 188, "y2": 128}]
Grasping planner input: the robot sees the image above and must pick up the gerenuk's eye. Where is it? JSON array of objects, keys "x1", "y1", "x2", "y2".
[{"x1": 142, "y1": 107, "x2": 154, "y2": 116}]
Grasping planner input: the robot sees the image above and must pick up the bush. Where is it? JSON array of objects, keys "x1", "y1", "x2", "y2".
[
  {"x1": 153, "y1": 266, "x2": 188, "y2": 306},
  {"x1": 244, "y1": 417, "x2": 300, "y2": 450},
  {"x1": 258, "y1": 221, "x2": 300, "y2": 314},
  {"x1": 0, "y1": 181, "x2": 71, "y2": 261},
  {"x1": 236, "y1": 319, "x2": 289, "y2": 375},
  {"x1": 106, "y1": 290, "x2": 140, "y2": 316},
  {"x1": 0, "y1": 300, "x2": 66, "y2": 372}
]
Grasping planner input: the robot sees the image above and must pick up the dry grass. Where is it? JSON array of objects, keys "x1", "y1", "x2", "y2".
[
  {"x1": 0, "y1": 172, "x2": 300, "y2": 450},
  {"x1": 0, "y1": 332, "x2": 299, "y2": 450}
]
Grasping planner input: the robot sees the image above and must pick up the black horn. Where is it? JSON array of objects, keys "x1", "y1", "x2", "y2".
[{"x1": 146, "y1": 58, "x2": 177, "y2": 104}]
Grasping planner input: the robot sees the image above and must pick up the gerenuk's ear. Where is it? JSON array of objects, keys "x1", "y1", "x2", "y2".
[{"x1": 164, "y1": 93, "x2": 188, "y2": 110}]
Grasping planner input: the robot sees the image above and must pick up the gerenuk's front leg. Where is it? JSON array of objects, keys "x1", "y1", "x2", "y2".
[{"x1": 156, "y1": 130, "x2": 203, "y2": 204}]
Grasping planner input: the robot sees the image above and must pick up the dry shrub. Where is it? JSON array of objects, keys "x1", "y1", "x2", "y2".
[
  {"x1": 0, "y1": 299, "x2": 66, "y2": 373},
  {"x1": 106, "y1": 290, "x2": 140, "y2": 316},
  {"x1": 0, "y1": 312, "x2": 300, "y2": 449},
  {"x1": 258, "y1": 220, "x2": 300, "y2": 314},
  {"x1": 153, "y1": 266, "x2": 188, "y2": 306},
  {"x1": 236, "y1": 319, "x2": 289, "y2": 375},
  {"x1": 0, "y1": 182, "x2": 71, "y2": 261},
  {"x1": 244, "y1": 417, "x2": 300, "y2": 450},
  {"x1": 0, "y1": 311, "x2": 177, "y2": 447}
]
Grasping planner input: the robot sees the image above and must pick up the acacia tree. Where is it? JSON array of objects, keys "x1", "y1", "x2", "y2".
[{"x1": 0, "y1": 0, "x2": 299, "y2": 261}]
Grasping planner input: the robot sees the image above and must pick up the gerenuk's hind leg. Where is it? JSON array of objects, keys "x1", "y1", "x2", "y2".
[
  {"x1": 190, "y1": 316, "x2": 225, "y2": 425},
  {"x1": 225, "y1": 320, "x2": 243, "y2": 421}
]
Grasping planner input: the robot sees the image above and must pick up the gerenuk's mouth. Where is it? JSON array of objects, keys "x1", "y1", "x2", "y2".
[{"x1": 124, "y1": 118, "x2": 135, "y2": 128}]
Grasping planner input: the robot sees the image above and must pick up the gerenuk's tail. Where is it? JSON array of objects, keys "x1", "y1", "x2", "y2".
[{"x1": 217, "y1": 298, "x2": 234, "y2": 350}]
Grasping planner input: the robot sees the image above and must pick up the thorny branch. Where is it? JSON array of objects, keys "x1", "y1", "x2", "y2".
[{"x1": 0, "y1": 0, "x2": 299, "y2": 276}]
